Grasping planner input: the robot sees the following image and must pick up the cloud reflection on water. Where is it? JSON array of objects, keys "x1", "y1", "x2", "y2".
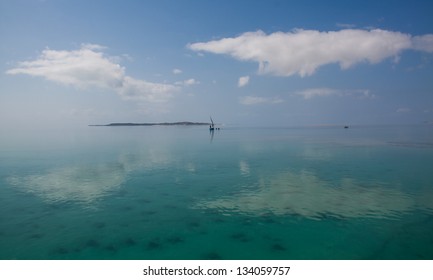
[
  {"x1": 7, "y1": 163, "x2": 125, "y2": 204},
  {"x1": 7, "y1": 146, "x2": 177, "y2": 204},
  {"x1": 239, "y1": 160, "x2": 250, "y2": 176},
  {"x1": 194, "y1": 170, "x2": 430, "y2": 220}
]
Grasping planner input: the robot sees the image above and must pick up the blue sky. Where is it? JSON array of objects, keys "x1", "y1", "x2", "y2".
[{"x1": 1, "y1": 0, "x2": 433, "y2": 128}]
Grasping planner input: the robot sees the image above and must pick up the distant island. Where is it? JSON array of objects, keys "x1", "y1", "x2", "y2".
[{"x1": 89, "y1": 121, "x2": 210, "y2": 126}]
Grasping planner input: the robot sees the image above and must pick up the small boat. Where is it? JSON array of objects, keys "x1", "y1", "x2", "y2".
[
  {"x1": 209, "y1": 116, "x2": 215, "y2": 131},
  {"x1": 344, "y1": 126, "x2": 349, "y2": 129}
]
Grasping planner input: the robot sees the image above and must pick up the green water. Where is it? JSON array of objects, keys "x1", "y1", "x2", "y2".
[{"x1": 1, "y1": 125, "x2": 432, "y2": 259}]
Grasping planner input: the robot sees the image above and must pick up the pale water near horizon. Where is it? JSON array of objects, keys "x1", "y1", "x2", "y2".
[{"x1": 1, "y1": 125, "x2": 432, "y2": 259}]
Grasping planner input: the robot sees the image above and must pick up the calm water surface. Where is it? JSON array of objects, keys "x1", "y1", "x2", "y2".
[{"x1": 1, "y1": 125, "x2": 432, "y2": 259}]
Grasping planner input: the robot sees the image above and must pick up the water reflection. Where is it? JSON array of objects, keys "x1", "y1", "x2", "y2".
[
  {"x1": 239, "y1": 160, "x2": 250, "y2": 176},
  {"x1": 117, "y1": 147, "x2": 174, "y2": 172},
  {"x1": 302, "y1": 146, "x2": 333, "y2": 160},
  {"x1": 210, "y1": 129, "x2": 214, "y2": 143},
  {"x1": 7, "y1": 163, "x2": 125, "y2": 204},
  {"x1": 7, "y1": 146, "x2": 177, "y2": 204},
  {"x1": 194, "y1": 170, "x2": 432, "y2": 220}
]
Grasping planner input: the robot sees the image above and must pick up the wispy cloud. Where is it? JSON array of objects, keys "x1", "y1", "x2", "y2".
[
  {"x1": 396, "y1": 107, "x2": 411, "y2": 113},
  {"x1": 6, "y1": 44, "x2": 179, "y2": 103},
  {"x1": 412, "y1": 34, "x2": 433, "y2": 52},
  {"x1": 188, "y1": 28, "x2": 433, "y2": 77},
  {"x1": 295, "y1": 88, "x2": 340, "y2": 99},
  {"x1": 172, "y1": 68, "x2": 182, "y2": 74},
  {"x1": 238, "y1": 75, "x2": 250, "y2": 87},
  {"x1": 175, "y1": 78, "x2": 200, "y2": 86},
  {"x1": 336, "y1": 23, "x2": 356, "y2": 29},
  {"x1": 239, "y1": 95, "x2": 283, "y2": 105},
  {"x1": 119, "y1": 77, "x2": 178, "y2": 102},
  {"x1": 295, "y1": 88, "x2": 375, "y2": 99}
]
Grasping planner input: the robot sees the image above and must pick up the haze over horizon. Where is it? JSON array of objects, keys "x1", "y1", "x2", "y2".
[{"x1": 1, "y1": 0, "x2": 433, "y2": 129}]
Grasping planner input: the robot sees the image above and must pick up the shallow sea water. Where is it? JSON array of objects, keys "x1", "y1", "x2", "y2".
[{"x1": 1, "y1": 125, "x2": 432, "y2": 259}]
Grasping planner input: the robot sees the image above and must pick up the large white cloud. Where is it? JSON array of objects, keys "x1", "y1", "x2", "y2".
[
  {"x1": 188, "y1": 29, "x2": 433, "y2": 77},
  {"x1": 6, "y1": 44, "x2": 179, "y2": 102}
]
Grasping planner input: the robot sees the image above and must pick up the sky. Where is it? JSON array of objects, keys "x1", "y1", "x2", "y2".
[{"x1": 1, "y1": 0, "x2": 433, "y2": 128}]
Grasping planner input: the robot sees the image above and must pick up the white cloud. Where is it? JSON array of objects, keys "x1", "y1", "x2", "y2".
[
  {"x1": 239, "y1": 95, "x2": 283, "y2": 105},
  {"x1": 6, "y1": 44, "x2": 179, "y2": 102},
  {"x1": 7, "y1": 44, "x2": 124, "y2": 89},
  {"x1": 295, "y1": 88, "x2": 375, "y2": 99},
  {"x1": 238, "y1": 75, "x2": 250, "y2": 87},
  {"x1": 189, "y1": 28, "x2": 433, "y2": 77},
  {"x1": 172, "y1": 68, "x2": 182, "y2": 74}
]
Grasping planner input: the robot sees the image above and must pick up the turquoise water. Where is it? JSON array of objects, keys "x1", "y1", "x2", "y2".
[{"x1": 1, "y1": 125, "x2": 433, "y2": 259}]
